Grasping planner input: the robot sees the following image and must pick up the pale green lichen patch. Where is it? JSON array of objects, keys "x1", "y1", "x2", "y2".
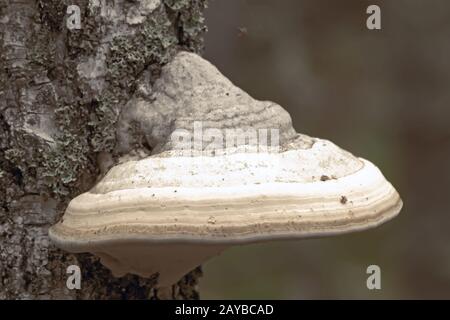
[
  {"x1": 49, "y1": 0, "x2": 207, "y2": 194},
  {"x1": 106, "y1": 7, "x2": 178, "y2": 88},
  {"x1": 93, "y1": 4, "x2": 179, "y2": 153},
  {"x1": 43, "y1": 103, "x2": 92, "y2": 195}
]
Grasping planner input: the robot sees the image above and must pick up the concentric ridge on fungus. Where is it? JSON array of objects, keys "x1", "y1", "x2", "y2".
[{"x1": 49, "y1": 52, "x2": 402, "y2": 287}]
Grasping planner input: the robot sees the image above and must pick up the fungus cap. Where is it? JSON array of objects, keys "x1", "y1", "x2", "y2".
[{"x1": 49, "y1": 52, "x2": 402, "y2": 287}]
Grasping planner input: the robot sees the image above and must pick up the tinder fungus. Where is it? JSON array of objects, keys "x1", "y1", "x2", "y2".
[{"x1": 49, "y1": 52, "x2": 402, "y2": 287}]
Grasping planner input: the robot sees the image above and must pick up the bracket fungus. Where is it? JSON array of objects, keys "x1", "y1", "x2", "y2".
[{"x1": 49, "y1": 52, "x2": 402, "y2": 287}]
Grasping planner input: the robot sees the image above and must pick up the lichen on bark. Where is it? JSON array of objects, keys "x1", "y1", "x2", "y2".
[{"x1": 0, "y1": 0, "x2": 208, "y2": 299}]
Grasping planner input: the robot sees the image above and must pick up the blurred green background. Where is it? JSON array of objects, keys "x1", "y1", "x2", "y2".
[{"x1": 199, "y1": 0, "x2": 450, "y2": 299}]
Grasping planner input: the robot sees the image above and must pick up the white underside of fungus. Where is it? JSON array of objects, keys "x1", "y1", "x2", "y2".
[{"x1": 49, "y1": 52, "x2": 402, "y2": 287}]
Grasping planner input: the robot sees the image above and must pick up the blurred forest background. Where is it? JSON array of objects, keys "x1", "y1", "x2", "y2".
[{"x1": 200, "y1": 0, "x2": 450, "y2": 299}]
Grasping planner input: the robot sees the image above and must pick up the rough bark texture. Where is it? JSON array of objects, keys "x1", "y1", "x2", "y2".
[{"x1": 0, "y1": 0, "x2": 207, "y2": 299}]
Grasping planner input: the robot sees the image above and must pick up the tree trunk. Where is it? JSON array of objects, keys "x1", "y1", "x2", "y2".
[{"x1": 0, "y1": 0, "x2": 207, "y2": 299}]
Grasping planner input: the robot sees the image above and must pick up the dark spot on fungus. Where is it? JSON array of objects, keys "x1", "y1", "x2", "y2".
[
  {"x1": 340, "y1": 196, "x2": 348, "y2": 205},
  {"x1": 320, "y1": 175, "x2": 330, "y2": 181}
]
